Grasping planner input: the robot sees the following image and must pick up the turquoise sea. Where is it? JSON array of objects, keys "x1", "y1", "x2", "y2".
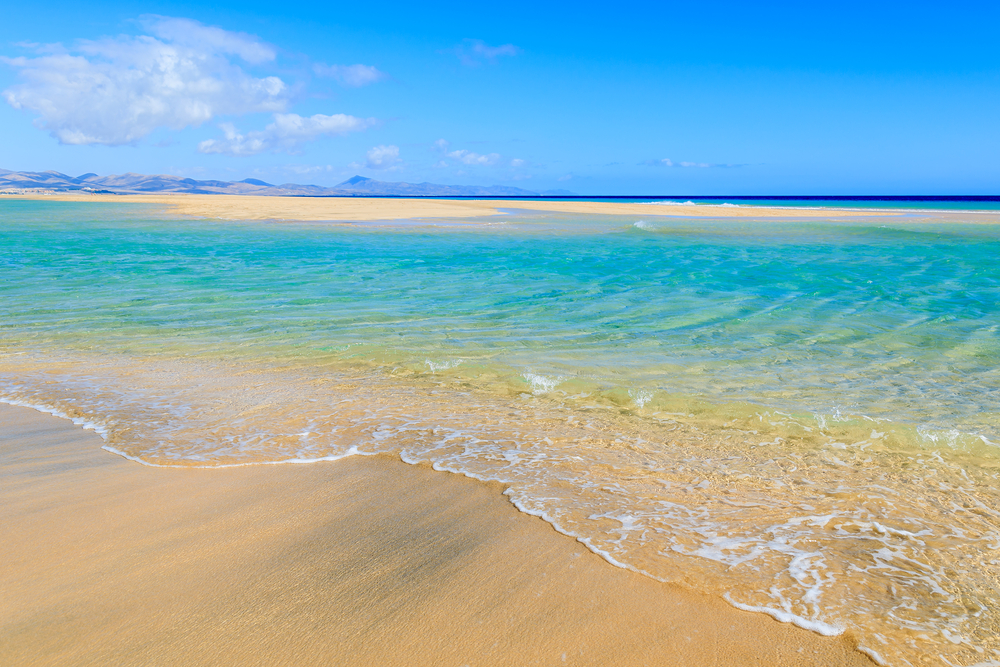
[{"x1": 2, "y1": 199, "x2": 999, "y2": 665}]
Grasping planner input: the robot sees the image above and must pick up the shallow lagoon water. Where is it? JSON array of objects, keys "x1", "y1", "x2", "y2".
[{"x1": 2, "y1": 200, "x2": 999, "y2": 665}]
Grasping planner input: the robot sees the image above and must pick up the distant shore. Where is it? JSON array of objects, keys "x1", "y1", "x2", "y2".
[
  {"x1": 0, "y1": 403, "x2": 872, "y2": 666},
  {"x1": 5, "y1": 192, "x2": 894, "y2": 221}
]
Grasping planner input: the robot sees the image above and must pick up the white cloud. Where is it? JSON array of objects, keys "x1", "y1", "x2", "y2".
[
  {"x1": 198, "y1": 113, "x2": 375, "y2": 156},
  {"x1": 358, "y1": 144, "x2": 401, "y2": 170},
  {"x1": 447, "y1": 149, "x2": 500, "y2": 166},
  {"x1": 142, "y1": 16, "x2": 277, "y2": 64},
  {"x1": 557, "y1": 174, "x2": 573, "y2": 181},
  {"x1": 643, "y1": 157, "x2": 745, "y2": 168},
  {"x1": 313, "y1": 63, "x2": 387, "y2": 87},
  {"x1": 2, "y1": 16, "x2": 288, "y2": 145},
  {"x1": 434, "y1": 139, "x2": 513, "y2": 169},
  {"x1": 469, "y1": 40, "x2": 520, "y2": 59},
  {"x1": 451, "y1": 39, "x2": 520, "y2": 66}
]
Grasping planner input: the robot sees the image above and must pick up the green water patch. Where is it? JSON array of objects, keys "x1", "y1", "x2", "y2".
[{"x1": 2, "y1": 201, "x2": 1000, "y2": 443}]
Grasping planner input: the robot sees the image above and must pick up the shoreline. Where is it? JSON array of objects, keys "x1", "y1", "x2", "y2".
[
  {"x1": 2, "y1": 192, "x2": 896, "y2": 221},
  {"x1": 0, "y1": 402, "x2": 874, "y2": 666}
]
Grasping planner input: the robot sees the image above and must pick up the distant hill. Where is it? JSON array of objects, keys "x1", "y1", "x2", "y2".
[
  {"x1": 333, "y1": 175, "x2": 538, "y2": 197},
  {"x1": 0, "y1": 170, "x2": 572, "y2": 197}
]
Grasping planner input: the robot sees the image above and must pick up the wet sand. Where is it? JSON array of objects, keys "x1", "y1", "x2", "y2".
[
  {"x1": 8, "y1": 193, "x2": 890, "y2": 221},
  {"x1": 0, "y1": 403, "x2": 873, "y2": 666}
]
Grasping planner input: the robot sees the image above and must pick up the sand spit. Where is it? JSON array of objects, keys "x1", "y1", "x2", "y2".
[
  {"x1": 0, "y1": 403, "x2": 873, "y2": 666},
  {"x1": 7, "y1": 192, "x2": 893, "y2": 221}
]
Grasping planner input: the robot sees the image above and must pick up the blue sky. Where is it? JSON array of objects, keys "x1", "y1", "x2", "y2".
[{"x1": 1, "y1": 1, "x2": 997, "y2": 194}]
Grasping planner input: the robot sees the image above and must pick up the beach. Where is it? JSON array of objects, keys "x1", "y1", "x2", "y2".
[
  {"x1": 8, "y1": 193, "x2": 893, "y2": 221},
  {"x1": 0, "y1": 402, "x2": 872, "y2": 666},
  {"x1": 2, "y1": 198, "x2": 998, "y2": 665},
  {"x1": 2, "y1": 0, "x2": 996, "y2": 662}
]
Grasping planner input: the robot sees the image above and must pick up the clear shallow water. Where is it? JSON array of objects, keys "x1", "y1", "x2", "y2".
[{"x1": 2, "y1": 200, "x2": 999, "y2": 665}]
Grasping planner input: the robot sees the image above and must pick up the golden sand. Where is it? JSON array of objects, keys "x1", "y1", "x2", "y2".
[
  {"x1": 9, "y1": 192, "x2": 891, "y2": 221},
  {"x1": 0, "y1": 403, "x2": 873, "y2": 666}
]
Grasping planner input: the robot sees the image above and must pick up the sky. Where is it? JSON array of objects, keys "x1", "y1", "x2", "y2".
[{"x1": 1, "y1": 0, "x2": 998, "y2": 195}]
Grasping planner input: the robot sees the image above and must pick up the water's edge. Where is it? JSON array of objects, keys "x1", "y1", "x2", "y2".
[{"x1": 0, "y1": 396, "x2": 863, "y2": 654}]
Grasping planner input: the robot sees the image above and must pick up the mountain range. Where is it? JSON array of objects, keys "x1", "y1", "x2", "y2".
[{"x1": 0, "y1": 169, "x2": 573, "y2": 197}]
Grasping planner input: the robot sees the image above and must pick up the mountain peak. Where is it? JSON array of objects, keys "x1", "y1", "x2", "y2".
[
  {"x1": 0, "y1": 169, "x2": 567, "y2": 197},
  {"x1": 338, "y1": 175, "x2": 372, "y2": 187}
]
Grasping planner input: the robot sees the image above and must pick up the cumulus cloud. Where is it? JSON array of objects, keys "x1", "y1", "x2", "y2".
[
  {"x1": 433, "y1": 139, "x2": 517, "y2": 168},
  {"x1": 143, "y1": 16, "x2": 277, "y2": 64},
  {"x1": 450, "y1": 39, "x2": 520, "y2": 66},
  {"x1": 353, "y1": 144, "x2": 401, "y2": 170},
  {"x1": 198, "y1": 113, "x2": 375, "y2": 156},
  {"x1": 642, "y1": 158, "x2": 745, "y2": 168},
  {"x1": 447, "y1": 149, "x2": 500, "y2": 166},
  {"x1": 2, "y1": 16, "x2": 288, "y2": 145},
  {"x1": 313, "y1": 63, "x2": 387, "y2": 87}
]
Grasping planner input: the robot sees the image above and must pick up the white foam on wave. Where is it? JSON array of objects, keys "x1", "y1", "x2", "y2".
[
  {"x1": 504, "y1": 483, "x2": 847, "y2": 646},
  {"x1": 505, "y1": 494, "x2": 649, "y2": 572},
  {"x1": 722, "y1": 593, "x2": 844, "y2": 637},
  {"x1": 644, "y1": 200, "x2": 741, "y2": 208},
  {"x1": 400, "y1": 444, "x2": 667, "y2": 580},
  {"x1": 0, "y1": 397, "x2": 374, "y2": 469},
  {"x1": 0, "y1": 397, "x2": 111, "y2": 440},
  {"x1": 100, "y1": 443, "x2": 371, "y2": 468},
  {"x1": 425, "y1": 358, "x2": 463, "y2": 372},
  {"x1": 629, "y1": 388, "x2": 653, "y2": 408},
  {"x1": 855, "y1": 645, "x2": 887, "y2": 666},
  {"x1": 462, "y1": 476, "x2": 844, "y2": 648},
  {"x1": 523, "y1": 372, "x2": 562, "y2": 395},
  {"x1": 640, "y1": 199, "x2": 920, "y2": 213}
]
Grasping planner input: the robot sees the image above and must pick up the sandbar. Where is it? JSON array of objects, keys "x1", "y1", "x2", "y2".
[
  {"x1": 5, "y1": 193, "x2": 892, "y2": 221},
  {"x1": 0, "y1": 403, "x2": 873, "y2": 666}
]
